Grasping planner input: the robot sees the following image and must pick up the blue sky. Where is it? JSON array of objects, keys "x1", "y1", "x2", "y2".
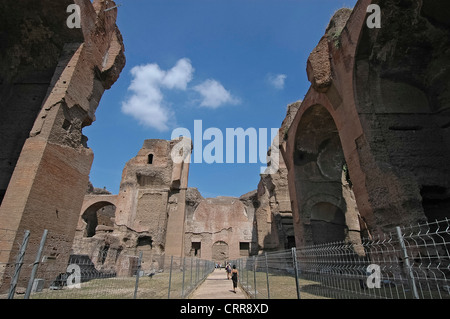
[{"x1": 84, "y1": 0, "x2": 357, "y2": 198}]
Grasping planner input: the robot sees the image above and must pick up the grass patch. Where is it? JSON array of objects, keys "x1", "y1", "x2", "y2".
[
  {"x1": 239, "y1": 271, "x2": 329, "y2": 299},
  {"x1": 16, "y1": 271, "x2": 203, "y2": 299}
]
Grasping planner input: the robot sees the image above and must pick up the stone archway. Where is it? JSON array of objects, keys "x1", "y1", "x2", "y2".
[
  {"x1": 292, "y1": 104, "x2": 361, "y2": 245},
  {"x1": 283, "y1": 0, "x2": 448, "y2": 246},
  {"x1": 212, "y1": 241, "x2": 229, "y2": 264},
  {"x1": 78, "y1": 195, "x2": 117, "y2": 237}
]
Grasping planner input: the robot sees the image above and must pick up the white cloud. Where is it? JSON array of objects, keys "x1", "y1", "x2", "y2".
[
  {"x1": 121, "y1": 58, "x2": 194, "y2": 131},
  {"x1": 162, "y1": 58, "x2": 194, "y2": 90},
  {"x1": 193, "y1": 79, "x2": 241, "y2": 109},
  {"x1": 122, "y1": 58, "x2": 239, "y2": 129},
  {"x1": 266, "y1": 73, "x2": 287, "y2": 90}
]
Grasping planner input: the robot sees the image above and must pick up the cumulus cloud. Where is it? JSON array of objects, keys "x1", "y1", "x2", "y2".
[
  {"x1": 122, "y1": 58, "x2": 240, "y2": 129},
  {"x1": 266, "y1": 73, "x2": 287, "y2": 90},
  {"x1": 121, "y1": 58, "x2": 194, "y2": 131},
  {"x1": 193, "y1": 79, "x2": 241, "y2": 109}
]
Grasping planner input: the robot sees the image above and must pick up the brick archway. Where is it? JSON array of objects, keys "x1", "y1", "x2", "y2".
[
  {"x1": 78, "y1": 195, "x2": 117, "y2": 237},
  {"x1": 283, "y1": 0, "x2": 450, "y2": 248},
  {"x1": 282, "y1": 1, "x2": 375, "y2": 247}
]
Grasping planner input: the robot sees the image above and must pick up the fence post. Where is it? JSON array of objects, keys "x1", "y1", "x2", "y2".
[
  {"x1": 246, "y1": 257, "x2": 249, "y2": 289},
  {"x1": 264, "y1": 252, "x2": 270, "y2": 299},
  {"x1": 396, "y1": 226, "x2": 419, "y2": 299},
  {"x1": 253, "y1": 255, "x2": 257, "y2": 298},
  {"x1": 7, "y1": 230, "x2": 30, "y2": 299},
  {"x1": 196, "y1": 258, "x2": 199, "y2": 283},
  {"x1": 292, "y1": 247, "x2": 301, "y2": 299},
  {"x1": 168, "y1": 255, "x2": 174, "y2": 299},
  {"x1": 133, "y1": 251, "x2": 143, "y2": 299},
  {"x1": 24, "y1": 229, "x2": 48, "y2": 299},
  {"x1": 181, "y1": 256, "x2": 186, "y2": 298},
  {"x1": 190, "y1": 257, "x2": 193, "y2": 288}
]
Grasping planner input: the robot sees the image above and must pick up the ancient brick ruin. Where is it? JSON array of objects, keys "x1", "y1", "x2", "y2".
[
  {"x1": 73, "y1": 132, "x2": 295, "y2": 272},
  {"x1": 0, "y1": 0, "x2": 125, "y2": 290},
  {"x1": 282, "y1": 0, "x2": 450, "y2": 247},
  {"x1": 1, "y1": 0, "x2": 450, "y2": 290}
]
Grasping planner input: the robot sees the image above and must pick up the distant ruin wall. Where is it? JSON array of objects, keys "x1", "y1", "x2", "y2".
[
  {"x1": 73, "y1": 138, "x2": 191, "y2": 274},
  {"x1": 184, "y1": 195, "x2": 256, "y2": 263}
]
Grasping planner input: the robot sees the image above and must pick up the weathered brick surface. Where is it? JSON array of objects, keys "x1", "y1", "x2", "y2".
[{"x1": 0, "y1": 0, "x2": 125, "y2": 291}]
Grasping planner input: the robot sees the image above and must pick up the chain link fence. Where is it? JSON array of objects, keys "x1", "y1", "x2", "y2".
[
  {"x1": 0, "y1": 229, "x2": 214, "y2": 299},
  {"x1": 233, "y1": 218, "x2": 450, "y2": 299}
]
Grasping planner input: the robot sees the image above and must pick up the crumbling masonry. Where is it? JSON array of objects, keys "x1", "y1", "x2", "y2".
[
  {"x1": 281, "y1": 0, "x2": 450, "y2": 247},
  {"x1": 73, "y1": 133, "x2": 295, "y2": 273},
  {"x1": 0, "y1": 0, "x2": 125, "y2": 290},
  {"x1": 72, "y1": 0, "x2": 450, "y2": 274},
  {"x1": 1, "y1": 0, "x2": 450, "y2": 288}
]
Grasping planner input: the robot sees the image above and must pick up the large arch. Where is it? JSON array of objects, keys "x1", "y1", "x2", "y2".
[
  {"x1": 291, "y1": 104, "x2": 361, "y2": 245},
  {"x1": 282, "y1": 1, "x2": 378, "y2": 247},
  {"x1": 283, "y1": 0, "x2": 450, "y2": 248},
  {"x1": 78, "y1": 195, "x2": 117, "y2": 237}
]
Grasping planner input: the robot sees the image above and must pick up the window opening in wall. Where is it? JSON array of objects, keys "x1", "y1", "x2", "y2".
[
  {"x1": 137, "y1": 236, "x2": 153, "y2": 248},
  {"x1": 148, "y1": 154, "x2": 154, "y2": 164},
  {"x1": 286, "y1": 236, "x2": 296, "y2": 249},
  {"x1": 62, "y1": 119, "x2": 71, "y2": 130},
  {"x1": 239, "y1": 242, "x2": 249, "y2": 256},
  {"x1": 191, "y1": 242, "x2": 201, "y2": 257}
]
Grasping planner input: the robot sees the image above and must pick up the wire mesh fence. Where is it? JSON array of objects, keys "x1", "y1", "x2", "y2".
[
  {"x1": 233, "y1": 218, "x2": 450, "y2": 299},
  {"x1": 2, "y1": 218, "x2": 449, "y2": 299},
  {"x1": 0, "y1": 229, "x2": 214, "y2": 299}
]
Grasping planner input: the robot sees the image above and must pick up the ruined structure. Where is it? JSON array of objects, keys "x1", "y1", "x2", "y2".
[
  {"x1": 250, "y1": 101, "x2": 301, "y2": 251},
  {"x1": 71, "y1": 0, "x2": 450, "y2": 274},
  {"x1": 282, "y1": 0, "x2": 450, "y2": 247},
  {"x1": 184, "y1": 192, "x2": 256, "y2": 262},
  {"x1": 0, "y1": 0, "x2": 125, "y2": 290},
  {"x1": 3, "y1": 0, "x2": 448, "y2": 289},
  {"x1": 73, "y1": 138, "x2": 191, "y2": 273},
  {"x1": 73, "y1": 128, "x2": 295, "y2": 269}
]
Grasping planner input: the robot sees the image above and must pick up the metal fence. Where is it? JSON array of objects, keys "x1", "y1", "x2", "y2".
[
  {"x1": 233, "y1": 218, "x2": 450, "y2": 299},
  {"x1": 0, "y1": 229, "x2": 214, "y2": 299},
  {"x1": 2, "y1": 218, "x2": 449, "y2": 299}
]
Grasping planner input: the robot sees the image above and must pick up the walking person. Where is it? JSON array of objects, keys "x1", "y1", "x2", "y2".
[
  {"x1": 226, "y1": 262, "x2": 232, "y2": 279},
  {"x1": 231, "y1": 265, "x2": 239, "y2": 293}
]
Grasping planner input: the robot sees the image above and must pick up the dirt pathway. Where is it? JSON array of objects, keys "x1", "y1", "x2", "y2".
[{"x1": 189, "y1": 268, "x2": 248, "y2": 299}]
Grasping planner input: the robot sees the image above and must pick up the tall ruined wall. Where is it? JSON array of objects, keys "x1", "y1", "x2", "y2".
[
  {"x1": 73, "y1": 125, "x2": 295, "y2": 270},
  {"x1": 249, "y1": 101, "x2": 300, "y2": 251},
  {"x1": 283, "y1": 0, "x2": 450, "y2": 247},
  {"x1": 0, "y1": 0, "x2": 125, "y2": 290},
  {"x1": 74, "y1": 138, "x2": 191, "y2": 274},
  {"x1": 182, "y1": 101, "x2": 300, "y2": 258},
  {"x1": 184, "y1": 194, "x2": 256, "y2": 264}
]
